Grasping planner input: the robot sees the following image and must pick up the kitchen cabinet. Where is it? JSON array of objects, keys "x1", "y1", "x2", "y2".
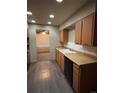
[
  {"x1": 56, "y1": 49, "x2": 59, "y2": 65},
  {"x1": 59, "y1": 29, "x2": 68, "y2": 44},
  {"x1": 59, "y1": 52, "x2": 64, "y2": 72},
  {"x1": 74, "y1": 12, "x2": 97, "y2": 46},
  {"x1": 73, "y1": 64, "x2": 80, "y2": 93},
  {"x1": 56, "y1": 49, "x2": 65, "y2": 73},
  {"x1": 82, "y1": 12, "x2": 97, "y2": 46},
  {"x1": 75, "y1": 21, "x2": 82, "y2": 44},
  {"x1": 56, "y1": 48, "x2": 97, "y2": 93},
  {"x1": 73, "y1": 63, "x2": 97, "y2": 93}
]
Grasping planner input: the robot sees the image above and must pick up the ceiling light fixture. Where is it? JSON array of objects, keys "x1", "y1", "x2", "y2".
[
  {"x1": 31, "y1": 20, "x2": 36, "y2": 23},
  {"x1": 49, "y1": 14, "x2": 54, "y2": 18},
  {"x1": 42, "y1": 32, "x2": 46, "y2": 35},
  {"x1": 48, "y1": 21, "x2": 51, "y2": 24},
  {"x1": 27, "y1": 11, "x2": 32, "y2": 15},
  {"x1": 56, "y1": 0, "x2": 63, "y2": 3}
]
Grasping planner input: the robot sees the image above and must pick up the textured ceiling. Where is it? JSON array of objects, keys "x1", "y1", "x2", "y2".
[{"x1": 27, "y1": 0, "x2": 91, "y2": 26}]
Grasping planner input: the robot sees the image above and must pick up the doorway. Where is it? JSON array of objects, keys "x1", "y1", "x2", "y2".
[{"x1": 36, "y1": 30, "x2": 50, "y2": 61}]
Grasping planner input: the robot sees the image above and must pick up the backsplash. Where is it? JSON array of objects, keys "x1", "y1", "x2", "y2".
[
  {"x1": 64, "y1": 42, "x2": 97, "y2": 56},
  {"x1": 64, "y1": 29, "x2": 97, "y2": 56}
]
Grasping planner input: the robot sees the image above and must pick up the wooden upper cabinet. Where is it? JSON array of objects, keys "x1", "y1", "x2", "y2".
[
  {"x1": 59, "y1": 29, "x2": 68, "y2": 44},
  {"x1": 75, "y1": 21, "x2": 82, "y2": 44},
  {"x1": 82, "y1": 12, "x2": 97, "y2": 46}
]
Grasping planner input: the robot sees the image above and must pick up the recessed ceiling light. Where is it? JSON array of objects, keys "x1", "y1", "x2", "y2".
[
  {"x1": 27, "y1": 11, "x2": 32, "y2": 15},
  {"x1": 56, "y1": 0, "x2": 63, "y2": 3},
  {"x1": 31, "y1": 20, "x2": 36, "y2": 23},
  {"x1": 48, "y1": 21, "x2": 51, "y2": 24},
  {"x1": 49, "y1": 14, "x2": 54, "y2": 18}
]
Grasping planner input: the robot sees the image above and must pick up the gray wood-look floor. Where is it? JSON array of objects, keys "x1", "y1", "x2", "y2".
[
  {"x1": 37, "y1": 52, "x2": 50, "y2": 61},
  {"x1": 27, "y1": 60, "x2": 75, "y2": 93}
]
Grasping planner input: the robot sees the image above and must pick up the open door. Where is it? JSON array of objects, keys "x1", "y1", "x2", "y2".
[{"x1": 36, "y1": 30, "x2": 50, "y2": 61}]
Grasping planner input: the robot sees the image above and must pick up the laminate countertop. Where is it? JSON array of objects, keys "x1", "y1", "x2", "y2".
[{"x1": 56, "y1": 47, "x2": 96, "y2": 66}]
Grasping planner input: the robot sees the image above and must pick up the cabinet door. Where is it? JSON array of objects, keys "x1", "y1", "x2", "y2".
[
  {"x1": 82, "y1": 13, "x2": 96, "y2": 46},
  {"x1": 56, "y1": 50, "x2": 60, "y2": 65},
  {"x1": 75, "y1": 21, "x2": 82, "y2": 44},
  {"x1": 58, "y1": 51, "x2": 61, "y2": 66},
  {"x1": 73, "y1": 64, "x2": 80, "y2": 93},
  {"x1": 60, "y1": 53, "x2": 64, "y2": 72},
  {"x1": 59, "y1": 31, "x2": 63, "y2": 43},
  {"x1": 59, "y1": 29, "x2": 68, "y2": 44},
  {"x1": 56, "y1": 50, "x2": 64, "y2": 72},
  {"x1": 80, "y1": 63, "x2": 97, "y2": 93}
]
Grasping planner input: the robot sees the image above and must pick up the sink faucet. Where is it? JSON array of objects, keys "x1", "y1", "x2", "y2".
[{"x1": 69, "y1": 48, "x2": 72, "y2": 51}]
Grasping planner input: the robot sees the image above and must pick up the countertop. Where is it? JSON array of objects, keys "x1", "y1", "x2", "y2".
[{"x1": 56, "y1": 47, "x2": 97, "y2": 66}]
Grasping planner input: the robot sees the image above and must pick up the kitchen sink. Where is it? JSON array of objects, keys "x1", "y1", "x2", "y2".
[{"x1": 63, "y1": 49, "x2": 77, "y2": 54}]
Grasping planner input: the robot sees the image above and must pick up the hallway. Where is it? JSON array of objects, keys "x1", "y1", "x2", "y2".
[
  {"x1": 27, "y1": 60, "x2": 75, "y2": 93},
  {"x1": 37, "y1": 53, "x2": 50, "y2": 61}
]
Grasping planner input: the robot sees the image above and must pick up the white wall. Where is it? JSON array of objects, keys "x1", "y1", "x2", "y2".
[
  {"x1": 65, "y1": 29, "x2": 97, "y2": 56},
  {"x1": 28, "y1": 24, "x2": 60, "y2": 63}
]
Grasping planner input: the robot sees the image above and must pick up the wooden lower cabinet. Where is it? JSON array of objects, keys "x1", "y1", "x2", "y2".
[
  {"x1": 56, "y1": 49, "x2": 65, "y2": 73},
  {"x1": 73, "y1": 63, "x2": 97, "y2": 93},
  {"x1": 73, "y1": 64, "x2": 80, "y2": 93},
  {"x1": 59, "y1": 52, "x2": 64, "y2": 72},
  {"x1": 56, "y1": 50, "x2": 59, "y2": 65},
  {"x1": 56, "y1": 49, "x2": 97, "y2": 93}
]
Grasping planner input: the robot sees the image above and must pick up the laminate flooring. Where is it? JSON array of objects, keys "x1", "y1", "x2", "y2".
[
  {"x1": 37, "y1": 53, "x2": 50, "y2": 61},
  {"x1": 27, "y1": 60, "x2": 75, "y2": 93}
]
